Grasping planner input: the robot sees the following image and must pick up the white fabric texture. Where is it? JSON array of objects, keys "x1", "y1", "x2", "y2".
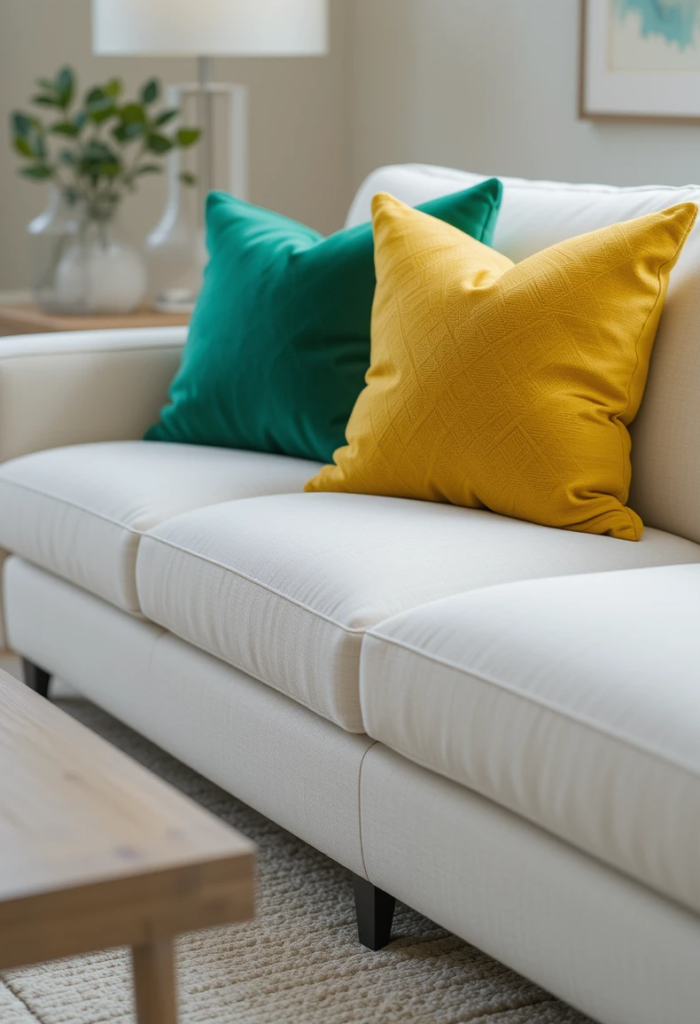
[
  {"x1": 361, "y1": 744, "x2": 700, "y2": 1024},
  {"x1": 347, "y1": 164, "x2": 700, "y2": 545},
  {"x1": 0, "y1": 327, "x2": 186, "y2": 462},
  {"x1": 3, "y1": 557, "x2": 371, "y2": 877},
  {"x1": 136, "y1": 491, "x2": 700, "y2": 732},
  {"x1": 362, "y1": 563, "x2": 700, "y2": 915},
  {"x1": 0, "y1": 442, "x2": 321, "y2": 614}
]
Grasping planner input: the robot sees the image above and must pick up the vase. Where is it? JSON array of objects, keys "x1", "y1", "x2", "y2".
[
  {"x1": 28, "y1": 191, "x2": 148, "y2": 315},
  {"x1": 144, "y1": 120, "x2": 205, "y2": 313}
]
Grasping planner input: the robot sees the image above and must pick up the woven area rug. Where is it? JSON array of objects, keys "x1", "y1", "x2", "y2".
[{"x1": 0, "y1": 694, "x2": 591, "y2": 1024}]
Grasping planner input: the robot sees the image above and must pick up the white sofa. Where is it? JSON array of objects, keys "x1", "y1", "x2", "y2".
[{"x1": 2, "y1": 165, "x2": 700, "y2": 1024}]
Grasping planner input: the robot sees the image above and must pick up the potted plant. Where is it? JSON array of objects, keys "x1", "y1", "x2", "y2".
[{"x1": 10, "y1": 67, "x2": 201, "y2": 315}]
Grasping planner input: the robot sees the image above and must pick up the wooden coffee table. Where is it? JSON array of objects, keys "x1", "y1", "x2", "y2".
[{"x1": 0, "y1": 671, "x2": 255, "y2": 1023}]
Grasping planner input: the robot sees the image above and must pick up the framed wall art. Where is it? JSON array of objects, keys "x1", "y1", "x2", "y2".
[{"x1": 581, "y1": 0, "x2": 700, "y2": 122}]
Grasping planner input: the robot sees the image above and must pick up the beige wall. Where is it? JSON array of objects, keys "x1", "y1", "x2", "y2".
[
  {"x1": 348, "y1": 0, "x2": 700, "y2": 195},
  {"x1": 0, "y1": 0, "x2": 351, "y2": 292},
  {"x1": 6, "y1": 0, "x2": 700, "y2": 294}
]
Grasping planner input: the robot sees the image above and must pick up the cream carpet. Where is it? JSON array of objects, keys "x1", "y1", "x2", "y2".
[{"x1": 0, "y1": 694, "x2": 592, "y2": 1024}]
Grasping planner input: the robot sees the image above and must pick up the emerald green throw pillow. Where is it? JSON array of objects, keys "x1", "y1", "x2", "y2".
[{"x1": 145, "y1": 179, "x2": 503, "y2": 463}]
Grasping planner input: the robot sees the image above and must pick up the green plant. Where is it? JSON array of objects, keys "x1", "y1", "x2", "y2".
[{"x1": 10, "y1": 66, "x2": 201, "y2": 219}]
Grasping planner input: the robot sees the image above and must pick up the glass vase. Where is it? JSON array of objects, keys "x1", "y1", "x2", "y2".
[
  {"x1": 144, "y1": 134, "x2": 205, "y2": 313},
  {"x1": 28, "y1": 191, "x2": 147, "y2": 315}
]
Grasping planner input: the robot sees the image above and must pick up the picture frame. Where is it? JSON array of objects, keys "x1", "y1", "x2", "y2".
[{"x1": 580, "y1": 0, "x2": 700, "y2": 123}]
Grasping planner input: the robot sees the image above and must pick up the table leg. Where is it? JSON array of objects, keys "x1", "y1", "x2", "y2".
[{"x1": 132, "y1": 937, "x2": 178, "y2": 1024}]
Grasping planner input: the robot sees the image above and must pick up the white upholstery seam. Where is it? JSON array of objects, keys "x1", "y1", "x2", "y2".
[
  {"x1": 0, "y1": 479, "x2": 144, "y2": 535},
  {"x1": 356, "y1": 739, "x2": 379, "y2": 881},
  {"x1": 502, "y1": 183, "x2": 691, "y2": 196},
  {"x1": 366, "y1": 631, "x2": 700, "y2": 782},
  {"x1": 0, "y1": 343, "x2": 184, "y2": 363},
  {"x1": 139, "y1": 534, "x2": 369, "y2": 635},
  {"x1": 353, "y1": 736, "x2": 700, "y2": 912}
]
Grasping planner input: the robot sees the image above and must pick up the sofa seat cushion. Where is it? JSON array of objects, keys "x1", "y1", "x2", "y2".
[
  {"x1": 361, "y1": 564, "x2": 700, "y2": 915},
  {"x1": 135, "y1": 492, "x2": 700, "y2": 732},
  {"x1": 0, "y1": 441, "x2": 321, "y2": 615}
]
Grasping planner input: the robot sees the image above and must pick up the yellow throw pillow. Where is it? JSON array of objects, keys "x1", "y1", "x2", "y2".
[{"x1": 306, "y1": 193, "x2": 696, "y2": 541}]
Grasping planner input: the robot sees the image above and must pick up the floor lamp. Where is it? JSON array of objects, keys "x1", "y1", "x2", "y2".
[{"x1": 92, "y1": 0, "x2": 329, "y2": 309}]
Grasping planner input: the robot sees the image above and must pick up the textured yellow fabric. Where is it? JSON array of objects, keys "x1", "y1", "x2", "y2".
[{"x1": 306, "y1": 193, "x2": 697, "y2": 540}]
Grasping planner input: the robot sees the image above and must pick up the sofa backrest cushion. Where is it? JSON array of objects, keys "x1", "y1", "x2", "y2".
[{"x1": 346, "y1": 165, "x2": 700, "y2": 545}]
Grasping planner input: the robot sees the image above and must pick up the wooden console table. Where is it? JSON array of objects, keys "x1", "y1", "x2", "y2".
[{"x1": 0, "y1": 303, "x2": 190, "y2": 337}]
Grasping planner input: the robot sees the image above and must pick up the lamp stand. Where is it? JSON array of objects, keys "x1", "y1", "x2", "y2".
[
  {"x1": 198, "y1": 57, "x2": 215, "y2": 202},
  {"x1": 194, "y1": 57, "x2": 249, "y2": 204}
]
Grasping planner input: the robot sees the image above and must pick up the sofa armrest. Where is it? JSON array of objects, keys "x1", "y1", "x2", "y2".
[{"x1": 0, "y1": 326, "x2": 186, "y2": 463}]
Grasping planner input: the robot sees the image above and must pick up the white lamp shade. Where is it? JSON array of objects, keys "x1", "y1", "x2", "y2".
[{"x1": 92, "y1": 0, "x2": 328, "y2": 57}]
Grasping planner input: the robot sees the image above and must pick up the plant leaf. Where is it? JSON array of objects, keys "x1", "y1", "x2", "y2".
[
  {"x1": 12, "y1": 112, "x2": 33, "y2": 137},
  {"x1": 11, "y1": 113, "x2": 45, "y2": 159},
  {"x1": 82, "y1": 140, "x2": 119, "y2": 163},
  {"x1": 112, "y1": 120, "x2": 144, "y2": 142},
  {"x1": 92, "y1": 107, "x2": 116, "y2": 124},
  {"x1": 85, "y1": 86, "x2": 105, "y2": 106},
  {"x1": 118, "y1": 103, "x2": 147, "y2": 124},
  {"x1": 99, "y1": 161, "x2": 121, "y2": 177},
  {"x1": 59, "y1": 149, "x2": 76, "y2": 166},
  {"x1": 56, "y1": 66, "x2": 74, "y2": 109},
  {"x1": 134, "y1": 164, "x2": 163, "y2": 175},
  {"x1": 14, "y1": 137, "x2": 34, "y2": 158},
  {"x1": 176, "y1": 127, "x2": 201, "y2": 147},
  {"x1": 85, "y1": 87, "x2": 114, "y2": 123},
  {"x1": 146, "y1": 133, "x2": 173, "y2": 154},
  {"x1": 179, "y1": 171, "x2": 197, "y2": 186},
  {"x1": 20, "y1": 164, "x2": 53, "y2": 180},
  {"x1": 105, "y1": 77, "x2": 123, "y2": 98},
  {"x1": 31, "y1": 95, "x2": 62, "y2": 107},
  {"x1": 141, "y1": 79, "x2": 159, "y2": 105},
  {"x1": 50, "y1": 121, "x2": 79, "y2": 136},
  {"x1": 154, "y1": 108, "x2": 178, "y2": 127}
]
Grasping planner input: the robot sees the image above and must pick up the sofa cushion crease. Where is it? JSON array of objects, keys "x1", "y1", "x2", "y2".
[{"x1": 0, "y1": 476, "x2": 146, "y2": 535}]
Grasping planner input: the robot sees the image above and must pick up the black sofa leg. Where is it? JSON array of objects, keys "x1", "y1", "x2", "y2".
[
  {"x1": 353, "y1": 874, "x2": 396, "y2": 950},
  {"x1": 22, "y1": 659, "x2": 51, "y2": 699}
]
